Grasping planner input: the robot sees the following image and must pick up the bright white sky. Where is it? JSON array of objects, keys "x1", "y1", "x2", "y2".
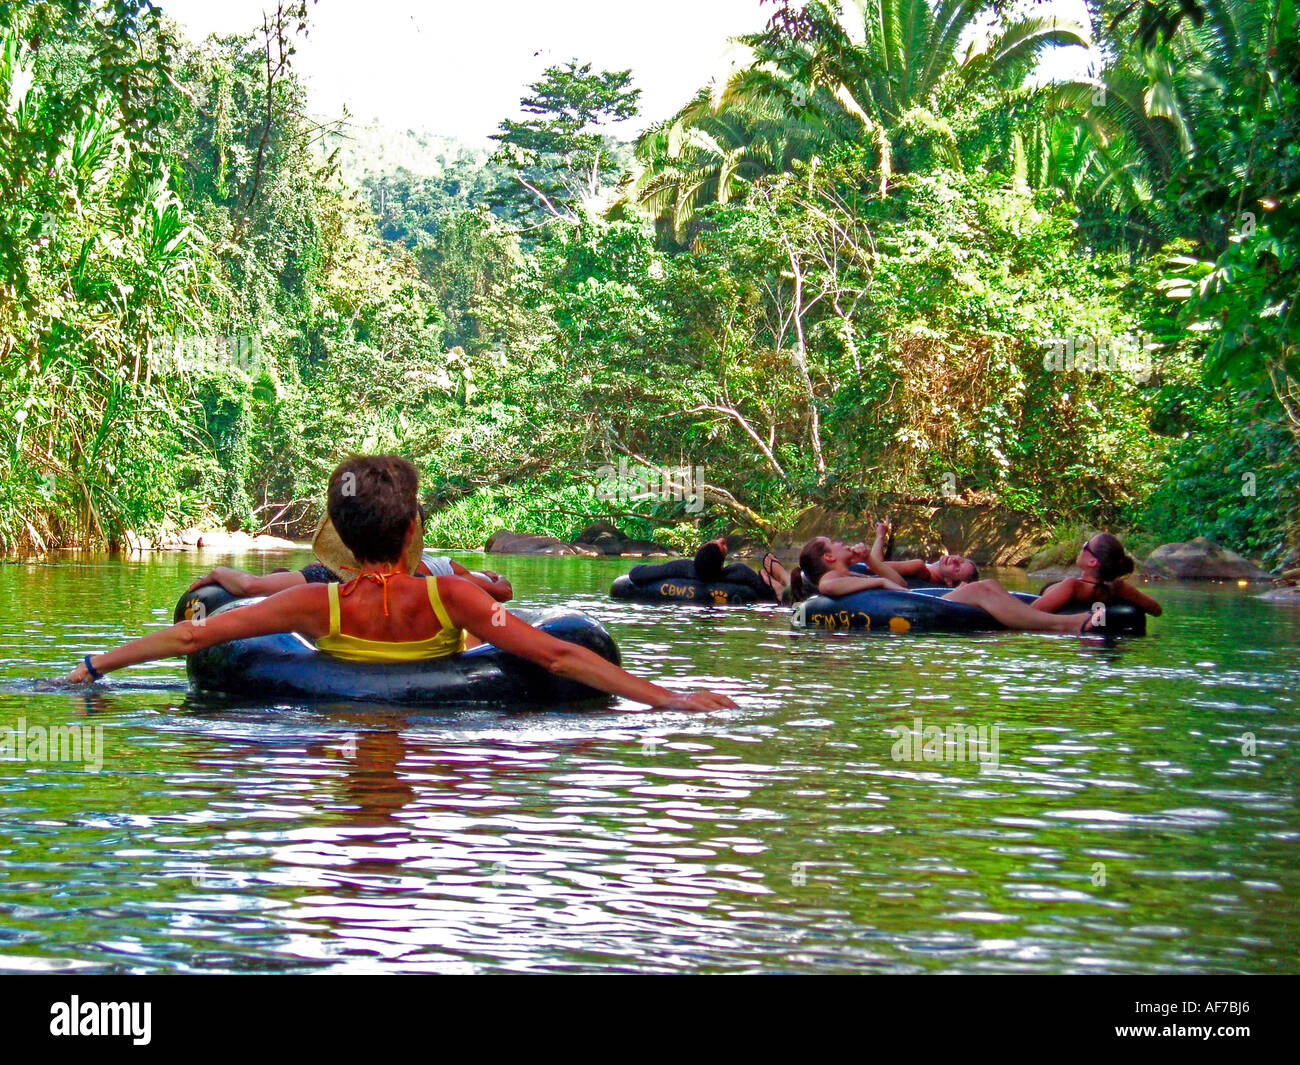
[
  {"x1": 156, "y1": 0, "x2": 773, "y2": 145},
  {"x1": 155, "y1": 0, "x2": 1095, "y2": 146}
]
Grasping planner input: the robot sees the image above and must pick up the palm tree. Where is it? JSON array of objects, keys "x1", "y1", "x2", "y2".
[
  {"x1": 1024, "y1": 0, "x2": 1272, "y2": 249},
  {"x1": 629, "y1": 0, "x2": 1092, "y2": 241},
  {"x1": 624, "y1": 86, "x2": 837, "y2": 245}
]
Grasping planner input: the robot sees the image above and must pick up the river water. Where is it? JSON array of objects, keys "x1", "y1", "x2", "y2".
[{"x1": 1, "y1": 550, "x2": 1297, "y2": 973}]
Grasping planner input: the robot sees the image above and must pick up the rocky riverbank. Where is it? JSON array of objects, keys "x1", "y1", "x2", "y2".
[
  {"x1": 485, "y1": 522, "x2": 672, "y2": 558},
  {"x1": 123, "y1": 527, "x2": 299, "y2": 552}
]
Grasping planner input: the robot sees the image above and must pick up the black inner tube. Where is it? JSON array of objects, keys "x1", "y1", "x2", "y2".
[
  {"x1": 610, "y1": 573, "x2": 772, "y2": 605},
  {"x1": 793, "y1": 586, "x2": 1147, "y2": 635},
  {"x1": 173, "y1": 584, "x2": 622, "y2": 705}
]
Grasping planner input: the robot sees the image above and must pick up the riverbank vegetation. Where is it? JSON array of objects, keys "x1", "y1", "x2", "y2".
[{"x1": 2, "y1": 0, "x2": 1296, "y2": 566}]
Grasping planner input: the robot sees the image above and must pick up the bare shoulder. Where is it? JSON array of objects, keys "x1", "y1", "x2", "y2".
[{"x1": 1046, "y1": 576, "x2": 1084, "y2": 598}]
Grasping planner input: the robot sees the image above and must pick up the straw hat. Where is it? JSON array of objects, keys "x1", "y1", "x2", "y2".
[{"x1": 310, "y1": 511, "x2": 425, "y2": 578}]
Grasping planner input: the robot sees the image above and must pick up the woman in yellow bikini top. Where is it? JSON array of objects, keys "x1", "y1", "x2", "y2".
[
  {"x1": 315, "y1": 568, "x2": 467, "y2": 662},
  {"x1": 63, "y1": 454, "x2": 738, "y2": 713}
]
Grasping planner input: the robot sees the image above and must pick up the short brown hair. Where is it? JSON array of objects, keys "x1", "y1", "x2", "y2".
[{"x1": 327, "y1": 455, "x2": 419, "y2": 564}]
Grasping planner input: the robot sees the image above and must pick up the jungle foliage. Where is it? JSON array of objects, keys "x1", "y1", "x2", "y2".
[{"x1": 0, "y1": 0, "x2": 1295, "y2": 566}]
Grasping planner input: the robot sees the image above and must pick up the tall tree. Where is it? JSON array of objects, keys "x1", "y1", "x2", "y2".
[{"x1": 490, "y1": 59, "x2": 640, "y2": 225}]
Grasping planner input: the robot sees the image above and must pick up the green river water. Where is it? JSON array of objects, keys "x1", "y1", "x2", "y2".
[{"x1": 1, "y1": 550, "x2": 1297, "y2": 974}]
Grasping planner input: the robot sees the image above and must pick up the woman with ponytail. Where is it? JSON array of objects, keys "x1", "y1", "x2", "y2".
[
  {"x1": 791, "y1": 536, "x2": 908, "y2": 602},
  {"x1": 1032, "y1": 533, "x2": 1162, "y2": 616}
]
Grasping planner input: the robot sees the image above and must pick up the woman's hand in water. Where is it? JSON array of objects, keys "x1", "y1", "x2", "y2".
[
  {"x1": 657, "y1": 690, "x2": 738, "y2": 711},
  {"x1": 61, "y1": 660, "x2": 95, "y2": 685}
]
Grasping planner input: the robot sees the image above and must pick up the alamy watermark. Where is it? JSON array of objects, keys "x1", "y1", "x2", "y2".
[
  {"x1": 594, "y1": 458, "x2": 705, "y2": 514},
  {"x1": 889, "y1": 716, "x2": 1000, "y2": 771},
  {"x1": 153, "y1": 330, "x2": 263, "y2": 376},
  {"x1": 1042, "y1": 332, "x2": 1155, "y2": 381},
  {"x1": 50, "y1": 996, "x2": 150, "y2": 1045},
  {"x1": 1, "y1": 717, "x2": 103, "y2": 773}
]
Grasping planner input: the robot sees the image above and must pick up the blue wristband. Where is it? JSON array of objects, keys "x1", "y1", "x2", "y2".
[{"x1": 83, "y1": 655, "x2": 103, "y2": 681}]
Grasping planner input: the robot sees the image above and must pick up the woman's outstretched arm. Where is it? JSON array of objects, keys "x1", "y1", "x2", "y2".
[
  {"x1": 1115, "y1": 580, "x2": 1163, "y2": 616},
  {"x1": 818, "y1": 572, "x2": 908, "y2": 596},
  {"x1": 63, "y1": 585, "x2": 327, "y2": 682},
  {"x1": 440, "y1": 579, "x2": 736, "y2": 711}
]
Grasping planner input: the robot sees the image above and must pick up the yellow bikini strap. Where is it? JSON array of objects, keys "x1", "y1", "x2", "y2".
[
  {"x1": 327, "y1": 581, "x2": 341, "y2": 636},
  {"x1": 426, "y1": 575, "x2": 454, "y2": 631}
]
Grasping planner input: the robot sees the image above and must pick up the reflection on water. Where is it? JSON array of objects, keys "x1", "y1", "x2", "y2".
[{"x1": 0, "y1": 551, "x2": 1297, "y2": 973}]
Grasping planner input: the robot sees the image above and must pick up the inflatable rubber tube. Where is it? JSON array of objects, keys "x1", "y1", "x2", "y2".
[
  {"x1": 173, "y1": 584, "x2": 622, "y2": 704},
  {"x1": 609, "y1": 573, "x2": 772, "y2": 605},
  {"x1": 792, "y1": 586, "x2": 1147, "y2": 636}
]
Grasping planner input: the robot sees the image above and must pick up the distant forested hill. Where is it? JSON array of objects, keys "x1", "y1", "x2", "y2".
[
  {"x1": 314, "y1": 120, "x2": 511, "y2": 246},
  {"x1": 317, "y1": 119, "x2": 491, "y2": 184},
  {"x1": 315, "y1": 117, "x2": 635, "y2": 248}
]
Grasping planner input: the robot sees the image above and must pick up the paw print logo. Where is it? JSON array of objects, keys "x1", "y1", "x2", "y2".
[
  {"x1": 710, "y1": 589, "x2": 728, "y2": 604},
  {"x1": 184, "y1": 599, "x2": 207, "y2": 624}
]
